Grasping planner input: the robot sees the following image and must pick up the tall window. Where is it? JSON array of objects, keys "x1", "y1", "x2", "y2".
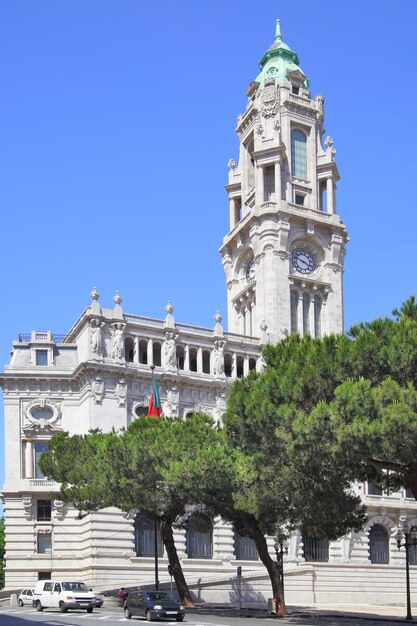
[
  {"x1": 186, "y1": 515, "x2": 213, "y2": 559},
  {"x1": 234, "y1": 532, "x2": 258, "y2": 560},
  {"x1": 290, "y1": 291, "x2": 299, "y2": 334},
  {"x1": 37, "y1": 532, "x2": 52, "y2": 554},
  {"x1": 369, "y1": 524, "x2": 389, "y2": 564},
  {"x1": 134, "y1": 515, "x2": 163, "y2": 557},
  {"x1": 303, "y1": 535, "x2": 329, "y2": 562},
  {"x1": 125, "y1": 337, "x2": 134, "y2": 362},
  {"x1": 37, "y1": 500, "x2": 51, "y2": 521},
  {"x1": 291, "y1": 129, "x2": 307, "y2": 179},
  {"x1": 36, "y1": 350, "x2": 48, "y2": 366},
  {"x1": 34, "y1": 442, "x2": 49, "y2": 479},
  {"x1": 264, "y1": 165, "x2": 275, "y2": 201}
]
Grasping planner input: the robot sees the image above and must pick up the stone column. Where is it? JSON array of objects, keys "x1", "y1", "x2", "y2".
[
  {"x1": 309, "y1": 296, "x2": 316, "y2": 337},
  {"x1": 147, "y1": 339, "x2": 153, "y2": 366},
  {"x1": 243, "y1": 355, "x2": 249, "y2": 376},
  {"x1": 327, "y1": 177, "x2": 334, "y2": 214},
  {"x1": 229, "y1": 198, "x2": 237, "y2": 229},
  {"x1": 197, "y1": 347, "x2": 203, "y2": 373},
  {"x1": 256, "y1": 165, "x2": 264, "y2": 203},
  {"x1": 25, "y1": 439, "x2": 33, "y2": 479},
  {"x1": 274, "y1": 159, "x2": 281, "y2": 203},
  {"x1": 297, "y1": 293, "x2": 304, "y2": 336},
  {"x1": 232, "y1": 353, "x2": 237, "y2": 379},
  {"x1": 134, "y1": 337, "x2": 139, "y2": 364},
  {"x1": 184, "y1": 345, "x2": 190, "y2": 371}
]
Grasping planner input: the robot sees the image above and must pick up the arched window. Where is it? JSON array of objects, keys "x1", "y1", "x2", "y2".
[
  {"x1": 153, "y1": 343, "x2": 161, "y2": 367},
  {"x1": 176, "y1": 345, "x2": 185, "y2": 370},
  {"x1": 134, "y1": 515, "x2": 163, "y2": 557},
  {"x1": 290, "y1": 291, "x2": 299, "y2": 334},
  {"x1": 134, "y1": 405, "x2": 148, "y2": 418},
  {"x1": 139, "y1": 339, "x2": 148, "y2": 364},
  {"x1": 224, "y1": 353, "x2": 232, "y2": 378},
  {"x1": 369, "y1": 524, "x2": 389, "y2": 564},
  {"x1": 234, "y1": 531, "x2": 258, "y2": 560},
  {"x1": 291, "y1": 129, "x2": 307, "y2": 179},
  {"x1": 249, "y1": 357, "x2": 257, "y2": 371},
  {"x1": 314, "y1": 296, "x2": 322, "y2": 338},
  {"x1": 236, "y1": 356, "x2": 244, "y2": 378},
  {"x1": 189, "y1": 348, "x2": 197, "y2": 372},
  {"x1": 202, "y1": 350, "x2": 210, "y2": 374},
  {"x1": 186, "y1": 515, "x2": 212, "y2": 559},
  {"x1": 303, "y1": 535, "x2": 329, "y2": 562},
  {"x1": 125, "y1": 337, "x2": 134, "y2": 363}
]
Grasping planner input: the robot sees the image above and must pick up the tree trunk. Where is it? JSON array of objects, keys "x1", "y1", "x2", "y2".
[
  {"x1": 161, "y1": 522, "x2": 195, "y2": 608},
  {"x1": 241, "y1": 514, "x2": 286, "y2": 616}
]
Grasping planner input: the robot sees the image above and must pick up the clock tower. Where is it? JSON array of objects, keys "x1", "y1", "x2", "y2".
[{"x1": 220, "y1": 20, "x2": 348, "y2": 344}]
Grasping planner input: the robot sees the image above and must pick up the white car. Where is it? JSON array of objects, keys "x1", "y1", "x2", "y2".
[{"x1": 18, "y1": 588, "x2": 34, "y2": 606}]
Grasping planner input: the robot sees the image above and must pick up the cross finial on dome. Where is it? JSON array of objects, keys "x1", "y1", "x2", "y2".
[{"x1": 275, "y1": 19, "x2": 282, "y2": 43}]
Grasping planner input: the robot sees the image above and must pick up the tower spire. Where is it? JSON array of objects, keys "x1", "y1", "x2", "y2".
[{"x1": 275, "y1": 19, "x2": 282, "y2": 43}]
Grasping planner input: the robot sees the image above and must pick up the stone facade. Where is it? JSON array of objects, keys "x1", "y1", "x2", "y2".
[{"x1": 1, "y1": 19, "x2": 417, "y2": 607}]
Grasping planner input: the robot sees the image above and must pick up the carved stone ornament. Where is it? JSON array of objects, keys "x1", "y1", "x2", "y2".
[
  {"x1": 115, "y1": 378, "x2": 127, "y2": 407},
  {"x1": 261, "y1": 80, "x2": 279, "y2": 118},
  {"x1": 24, "y1": 398, "x2": 62, "y2": 431},
  {"x1": 227, "y1": 158, "x2": 236, "y2": 170},
  {"x1": 90, "y1": 286, "x2": 100, "y2": 301},
  {"x1": 113, "y1": 291, "x2": 122, "y2": 306},
  {"x1": 162, "y1": 386, "x2": 179, "y2": 418},
  {"x1": 280, "y1": 322, "x2": 289, "y2": 338},
  {"x1": 111, "y1": 322, "x2": 125, "y2": 360},
  {"x1": 256, "y1": 123, "x2": 264, "y2": 135},
  {"x1": 164, "y1": 331, "x2": 177, "y2": 370},
  {"x1": 54, "y1": 499, "x2": 66, "y2": 520},
  {"x1": 273, "y1": 119, "x2": 280, "y2": 131},
  {"x1": 212, "y1": 394, "x2": 227, "y2": 422},
  {"x1": 212, "y1": 339, "x2": 225, "y2": 377},
  {"x1": 257, "y1": 353, "x2": 267, "y2": 373},
  {"x1": 92, "y1": 375, "x2": 104, "y2": 404},
  {"x1": 213, "y1": 310, "x2": 223, "y2": 325},
  {"x1": 89, "y1": 318, "x2": 103, "y2": 358},
  {"x1": 165, "y1": 301, "x2": 174, "y2": 316},
  {"x1": 22, "y1": 496, "x2": 33, "y2": 520}
]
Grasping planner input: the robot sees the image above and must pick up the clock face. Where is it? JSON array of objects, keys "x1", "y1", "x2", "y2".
[
  {"x1": 246, "y1": 260, "x2": 256, "y2": 283},
  {"x1": 291, "y1": 248, "x2": 316, "y2": 275}
]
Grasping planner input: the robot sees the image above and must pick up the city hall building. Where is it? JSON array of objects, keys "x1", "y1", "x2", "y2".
[{"x1": 1, "y1": 21, "x2": 416, "y2": 607}]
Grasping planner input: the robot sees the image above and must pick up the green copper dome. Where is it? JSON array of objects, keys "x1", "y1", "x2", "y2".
[{"x1": 255, "y1": 20, "x2": 309, "y2": 88}]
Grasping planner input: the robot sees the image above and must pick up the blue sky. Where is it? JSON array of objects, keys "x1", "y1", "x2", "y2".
[{"x1": 1, "y1": 1, "x2": 417, "y2": 511}]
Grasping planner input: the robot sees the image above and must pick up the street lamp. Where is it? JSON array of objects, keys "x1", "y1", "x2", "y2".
[
  {"x1": 274, "y1": 539, "x2": 288, "y2": 601},
  {"x1": 396, "y1": 523, "x2": 417, "y2": 621}
]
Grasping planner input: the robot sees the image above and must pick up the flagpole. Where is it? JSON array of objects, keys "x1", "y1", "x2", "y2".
[{"x1": 150, "y1": 365, "x2": 159, "y2": 589}]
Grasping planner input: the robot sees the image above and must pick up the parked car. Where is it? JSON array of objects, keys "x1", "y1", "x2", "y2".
[
  {"x1": 94, "y1": 594, "x2": 104, "y2": 607},
  {"x1": 124, "y1": 590, "x2": 185, "y2": 621},
  {"x1": 32, "y1": 580, "x2": 96, "y2": 613},
  {"x1": 18, "y1": 588, "x2": 34, "y2": 606}
]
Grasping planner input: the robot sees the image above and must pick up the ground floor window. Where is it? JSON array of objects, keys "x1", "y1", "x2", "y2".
[
  {"x1": 134, "y1": 515, "x2": 163, "y2": 557},
  {"x1": 234, "y1": 532, "x2": 258, "y2": 560},
  {"x1": 303, "y1": 535, "x2": 329, "y2": 562},
  {"x1": 369, "y1": 524, "x2": 389, "y2": 564},
  {"x1": 186, "y1": 515, "x2": 213, "y2": 558}
]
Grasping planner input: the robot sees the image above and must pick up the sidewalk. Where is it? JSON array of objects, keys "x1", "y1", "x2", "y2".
[{"x1": 189, "y1": 602, "x2": 414, "y2": 623}]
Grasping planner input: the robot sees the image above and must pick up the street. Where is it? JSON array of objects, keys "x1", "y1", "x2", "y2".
[{"x1": 0, "y1": 606, "x2": 407, "y2": 626}]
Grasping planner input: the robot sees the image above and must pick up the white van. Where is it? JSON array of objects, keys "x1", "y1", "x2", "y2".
[{"x1": 32, "y1": 580, "x2": 96, "y2": 613}]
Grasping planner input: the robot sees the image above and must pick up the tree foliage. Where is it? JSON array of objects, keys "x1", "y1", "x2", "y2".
[{"x1": 40, "y1": 414, "x2": 228, "y2": 607}]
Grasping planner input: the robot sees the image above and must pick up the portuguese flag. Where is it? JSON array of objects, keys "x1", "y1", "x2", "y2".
[{"x1": 148, "y1": 370, "x2": 162, "y2": 417}]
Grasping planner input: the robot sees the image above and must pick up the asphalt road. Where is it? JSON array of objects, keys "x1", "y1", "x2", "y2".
[{"x1": 0, "y1": 606, "x2": 407, "y2": 626}]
